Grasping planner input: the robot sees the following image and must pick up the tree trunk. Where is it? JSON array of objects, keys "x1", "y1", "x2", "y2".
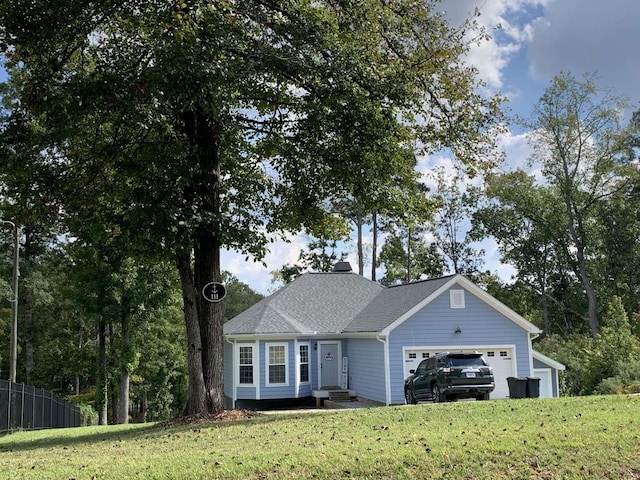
[
  {"x1": 564, "y1": 195, "x2": 599, "y2": 336},
  {"x1": 371, "y1": 213, "x2": 377, "y2": 282},
  {"x1": 97, "y1": 321, "x2": 108, "y2": 425},
  {"x1": 175, "y1": 107, "x2": 226, "y2": 416},
  {"x1": 195, "y1": 237, "x2": 225, "y2": 413},
  {"x1": 177, "y1": 252, "x2": 207, "y2": 415},
  {"x1": 23, "y1": 229, "x2": 34, "y2": 385},
  {"x1": 117, "y1": 313, "x2": 130, "y2": 424},
  {"x1": 356, "y1": 207, "x2": 364, "y2": 276},
  {"x1": 406, "y1": 227, "x2": 411, "y2": 283}
]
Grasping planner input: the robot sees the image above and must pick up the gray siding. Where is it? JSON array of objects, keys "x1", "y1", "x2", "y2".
[
  {"x1": 387, "y1": 287, "x2": 533, "y2": 404},
  {"x1": 345, "y1": 338, "x2": 387, "y2": 404}
]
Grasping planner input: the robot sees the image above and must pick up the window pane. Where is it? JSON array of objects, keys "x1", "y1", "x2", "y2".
[
  {"x1": 299, "y1": 345, "x2": 309, "y2": 363},
  {"x1": 269, "y1": 346, "x2": 285, "y2": 364},
  {"x1": 269, "y1": 365, "x2": 286, "y2": 384},
  {"x1": 239, "y1": 365, "x2": 253, "y2": 384},
  {"x1": 239, "y1": 346, "x2": 253, "y2": 365},
  {"x1": 300, "y1": 363, "x2": 309, "y2": 383}
]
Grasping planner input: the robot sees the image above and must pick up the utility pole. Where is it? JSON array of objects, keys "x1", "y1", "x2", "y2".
[{"x1": 1, "y1": 220, "x2": 19, "y2": 383}]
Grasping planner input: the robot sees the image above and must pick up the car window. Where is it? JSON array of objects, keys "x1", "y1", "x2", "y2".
[
  {"x1": 448, "y1": 355, "x2": 486, "y2": 367},
  {"x1": 426, "y1": 358, "x2": 436, "y2": 370},
  {"x1": 416, "y1": 360, "x2": 428, "y2": 374}
]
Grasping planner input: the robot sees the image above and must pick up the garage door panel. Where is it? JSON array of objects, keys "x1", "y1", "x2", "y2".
[{"x1": 404, "y1": 347, "x2": 515, "y2": 399}]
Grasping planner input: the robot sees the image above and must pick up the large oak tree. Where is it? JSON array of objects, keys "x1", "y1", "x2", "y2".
[{"x1": 1, "y1": 0, "x2": 502, "y2": 414}]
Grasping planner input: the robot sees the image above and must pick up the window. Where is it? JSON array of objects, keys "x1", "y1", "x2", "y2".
[
  {"x1": 422, "y1": 352, "x2": 430, "y2": 359},
  {"x1": 299, "y1": 344, "x2": 310, "y2": 383},
  {"x1": 408, "y1": 353, "x2": 417, "y2": 359},
  {"x1": 267, "y1": 343, "x2": 288, "y2": 385},
  {"x1": 238, "y1": 346, "x2": 254, "y2": 385},
  {"x1": 487, "y1": 351, "x2": 495, "y2": 357},
  {"x1": 500, "y1": 351, "x2": 509, "y2": 357},
  {"x1": 450, "y1": 289, "x2": 465, "y2": 308}
]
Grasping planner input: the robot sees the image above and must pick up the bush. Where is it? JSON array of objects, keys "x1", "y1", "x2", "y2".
[{"x1": 77, "y1": 403, "x2": 98, "y2": 426}]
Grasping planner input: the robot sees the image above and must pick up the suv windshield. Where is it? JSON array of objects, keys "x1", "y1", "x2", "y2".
[{"x1": 447, "y1": 355, "x2": 486, "y2": 367}]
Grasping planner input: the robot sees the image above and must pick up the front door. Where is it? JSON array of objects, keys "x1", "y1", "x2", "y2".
[{"x1": 319, "y1": 342, "x2": 340, "y2": 388}]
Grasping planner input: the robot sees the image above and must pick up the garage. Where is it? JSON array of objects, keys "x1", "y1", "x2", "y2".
[{"x1": 403, "y1": 347, "x2": 516, "y2": 399}]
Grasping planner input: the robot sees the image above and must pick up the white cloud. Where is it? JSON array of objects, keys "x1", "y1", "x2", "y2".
[
  {"x1": 528, "y1": 0, "x2": 640, "y2": 104},
  {"x1": 440, "y1": 0, "x2": 548, "y2": 91}
]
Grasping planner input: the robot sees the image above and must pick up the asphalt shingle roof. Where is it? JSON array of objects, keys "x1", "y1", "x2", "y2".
[
  {"x1": 343, "y1": 275, "x2": 456, "y2": 333},
  {"x1": 223, "y1": 271, "x2": 384, "y2": 335},
  {"x1": 224, "y1": 270, "x2": 463, "y2": 336}
]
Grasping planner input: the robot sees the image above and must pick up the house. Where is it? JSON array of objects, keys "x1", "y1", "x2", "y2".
[{"x1": 223, "y1": 262, "x2": 565, "y2": 408}]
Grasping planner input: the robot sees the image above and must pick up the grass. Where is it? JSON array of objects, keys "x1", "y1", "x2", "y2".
[{"x1": 1, "y1": 395, "x2": 639, "y2": 479}]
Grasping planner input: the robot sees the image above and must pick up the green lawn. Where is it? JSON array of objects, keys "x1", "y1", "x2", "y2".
[{"x1": 1, "y1": 395, "x2": 639, "y2": 479}]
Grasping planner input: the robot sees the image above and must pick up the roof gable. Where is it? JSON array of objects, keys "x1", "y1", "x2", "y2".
[
  {"x1": 378, "y1": 275, "x2": 542, "y2": 335},
  {"x1": 342, "y1": 275, "x2": 455, "y2": 333}
]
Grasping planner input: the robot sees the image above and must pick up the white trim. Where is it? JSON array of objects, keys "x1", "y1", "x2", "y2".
[
  {"x1": 295, "y1": 341, "x2": 311, "y2": 398},
  {"x1": 377, "y1": 335, "x2": 391, "y2": 405},
  {"x1": 235, "y1": 341, "x2": 258, "y2": 388},
  {"x1": 532, "y1": 350, "x2": 566, "y2": 371},
  {"x1": 402, "y1": 344, "x2": 519, "y2": 375},
  {"x1": 316, "y1": 341, "x2": 342, "y2": 388},
  {"x1": 383, "y1": 275, "x2": 542, "y2": 336},
  {"x1": 265, "y1": 342, "x2": 289, "y2": 387},
  {"x1": 533, "y1": 368, "x2": 554, "y2": 398},
  {"x1": 225, "y1": 337, "x2": 237, "y2": 406}
]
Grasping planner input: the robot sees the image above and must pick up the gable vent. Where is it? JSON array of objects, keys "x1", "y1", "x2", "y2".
[{"x1": 450, "y1": 289, "x2": 465, "y2": 309}]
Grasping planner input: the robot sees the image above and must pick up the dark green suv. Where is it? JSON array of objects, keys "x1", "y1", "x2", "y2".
[{"x1": 404, "y1": 352, "x2": 495, "y2": 403}]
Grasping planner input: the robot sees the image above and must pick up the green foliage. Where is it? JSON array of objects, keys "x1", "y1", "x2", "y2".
[
  {"x1": 77, "y1": 403, "x2": 99, "y2": 426},
  {"x1": 1, "y1": 0, "x2": 503, "y2": 415},
  {"x1": 377, "y1": 230, "x2": 444, "y2": 286},
  {"x1": 271, "y1": 237, "x2": 347, "y2": 287},
  {"x1": 221, "y1": 272, "x2": 264, "y2": 323},
  {"x1": 536, "y1": 296, "x2": 640, "y2": 396}
]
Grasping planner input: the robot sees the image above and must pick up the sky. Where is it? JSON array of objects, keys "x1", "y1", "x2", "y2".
[
  {"x1": 3, "y1": 1, "x2": 640, "y2": 295},
  {"x1": 225, "y1": 0, "x2": 640, "y2": 295}
]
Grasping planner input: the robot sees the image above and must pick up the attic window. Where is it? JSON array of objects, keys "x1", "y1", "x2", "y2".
[{"x1": 450, "y1": 289, "x2": 465, "y2": 309}]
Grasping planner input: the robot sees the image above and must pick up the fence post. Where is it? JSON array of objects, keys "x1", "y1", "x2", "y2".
[
  {"x1": 6, "y1": 380, "x2": 11, "y2": 432},
  {"x1": 21, "y1": 383, "x2": 25, "y2": 430}
]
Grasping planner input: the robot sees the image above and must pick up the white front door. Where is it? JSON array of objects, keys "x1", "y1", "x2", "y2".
[{"x1": 319, "y1": 342, "x2": 340, "y2": 388}]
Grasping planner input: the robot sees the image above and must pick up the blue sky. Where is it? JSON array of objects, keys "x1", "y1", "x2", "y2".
[{"x1": 3, "y1": 1, "x2": 640, "y2": 294}]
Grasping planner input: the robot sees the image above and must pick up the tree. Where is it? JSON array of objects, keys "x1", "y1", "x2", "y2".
[
  {"x1": 521, "y1": 72, "x2": 638, "y2": 336},
  {"x1": 271, "y1": 236, "x2": 347, "y2": 286},
  {"x1": 377, "y1": 228, "x2": 445, "y2": 286},
  {"x1": 221, "y1": 272, "x2": 264, "y2": 323},
  {"x1": 1, "y1": 0, "x2": 503, "y2": 414},
  {"x1": 472, "y1": 170, "x2": 574, "y2": 334},
  {"x1": 428, "y1": 168, "x2": 486, "y2": 278}
]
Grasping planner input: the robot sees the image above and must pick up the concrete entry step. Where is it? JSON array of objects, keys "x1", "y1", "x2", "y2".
[{"x1": 328, "y1": 390, "x2": 351, "y2": 402}]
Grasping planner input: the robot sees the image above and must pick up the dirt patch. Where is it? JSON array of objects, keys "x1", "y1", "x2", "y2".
[{"x1": 159, "y1": 409, "x2": 262, "y2": 427}]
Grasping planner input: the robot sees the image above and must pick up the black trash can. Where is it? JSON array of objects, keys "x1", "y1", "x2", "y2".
[
  {"x1": 526, "y1": 377, "x2": 541, "y2": 398},
  {"x1": 507, "y1": 377, "x2": 527, "y2": 399}
]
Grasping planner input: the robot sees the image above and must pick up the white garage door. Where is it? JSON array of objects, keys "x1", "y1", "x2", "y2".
[{"x1": 403, "y1": 347, "x2": 516, "y2": 399}]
